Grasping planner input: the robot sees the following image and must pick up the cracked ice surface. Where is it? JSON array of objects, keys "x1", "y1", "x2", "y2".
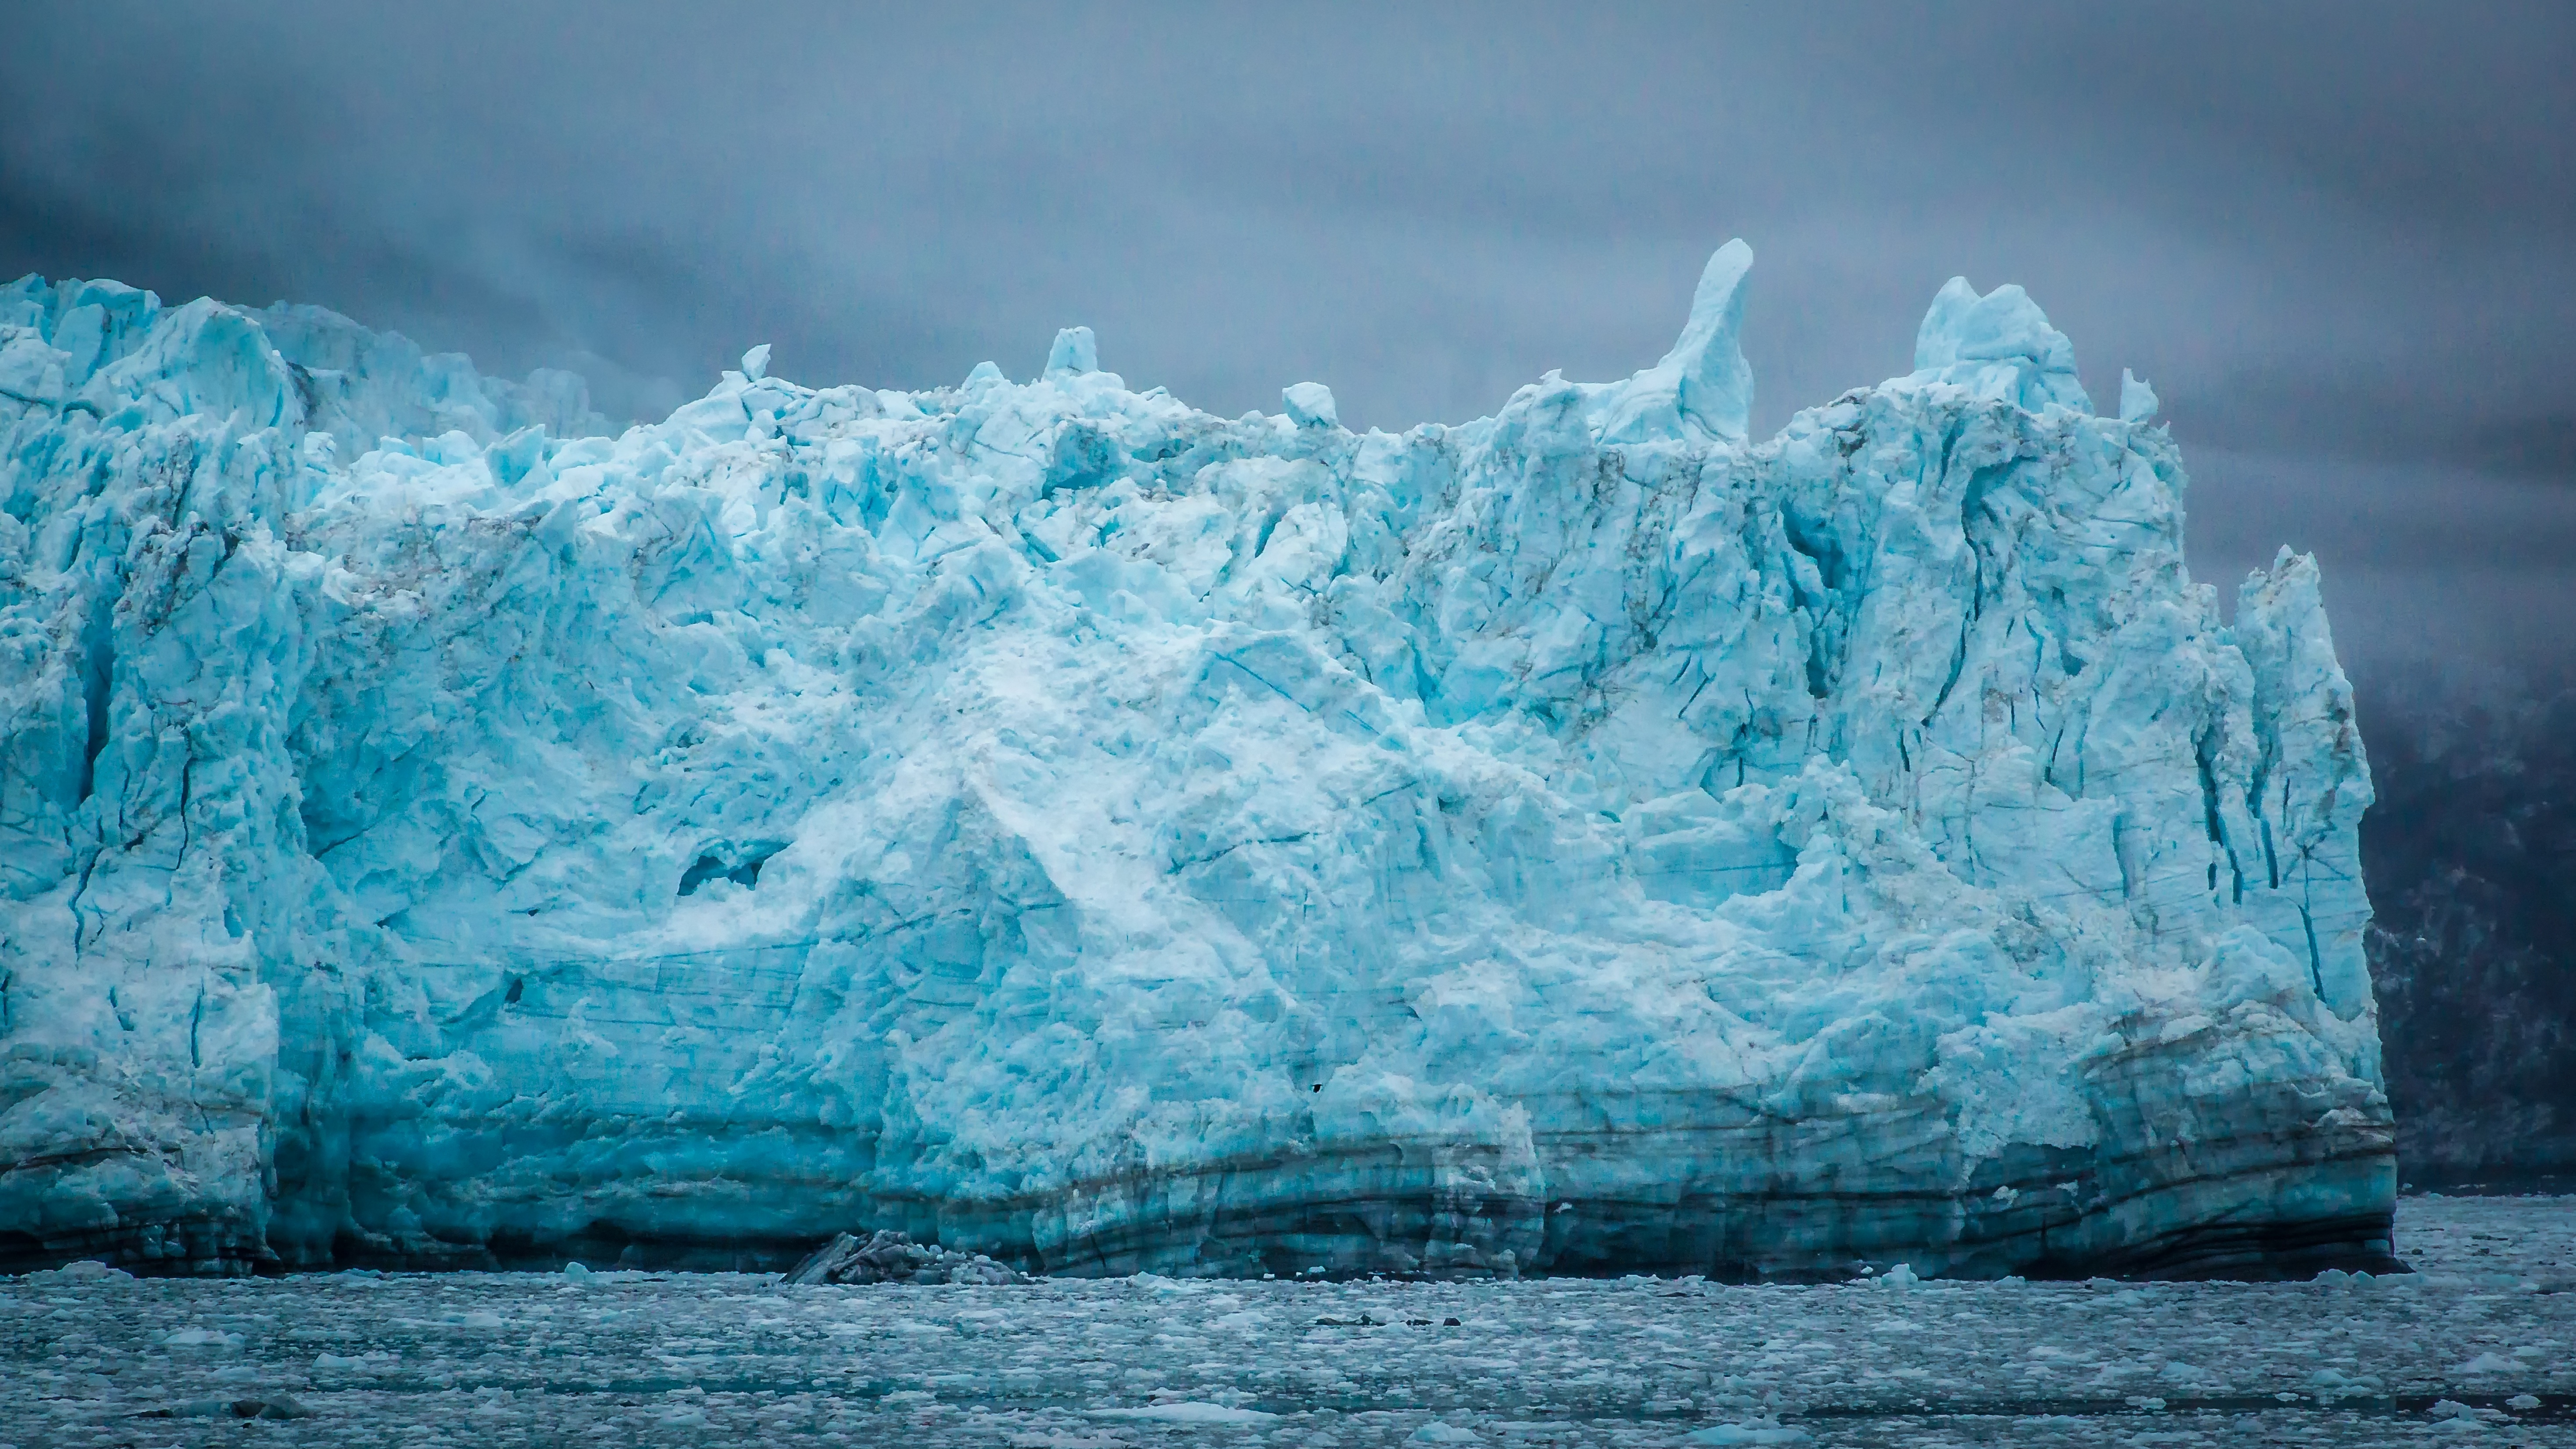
[
  {"x1": 2, "y1": 1196, "x2": 2571, "y2": 1447},
  {"x1": 0, "y1": 244, "x2": 2386, "y2": 1279}
]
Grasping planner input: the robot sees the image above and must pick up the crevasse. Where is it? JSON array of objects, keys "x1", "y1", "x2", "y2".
[{"x1": 0, "y1": 245, "x2": 2391, "y2": 1279}]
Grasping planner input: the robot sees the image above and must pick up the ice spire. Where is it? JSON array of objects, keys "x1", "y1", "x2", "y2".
[
  {"x1": 1044, "y1": 326, "x2": 1099, "y2": 378},
  {"x1": 1906, "y1": 277, "x2": 2090, "y2": 414},
  {"x1": 1281, "y1": 380, "x2": 1339, "y2": 428},
  {"x1": 2120, "y1": 368, "x2": 2159, "y2": 423},
  {"x1": 1666, "y1": 237, "x2": 1756, "y2": 438},
  {"x1": 1592, "y1": 238, "x2": 1754, "y2": 445}
]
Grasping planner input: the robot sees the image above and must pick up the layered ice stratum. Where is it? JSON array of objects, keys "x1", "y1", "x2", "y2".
[{"x1": 0, "y1": 244, "x2": 2390, "y2": 1280}]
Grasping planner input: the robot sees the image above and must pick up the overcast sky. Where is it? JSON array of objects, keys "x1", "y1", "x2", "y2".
[{"x1": 6, "y1": 1, "x2": 2570, "y2": 687}]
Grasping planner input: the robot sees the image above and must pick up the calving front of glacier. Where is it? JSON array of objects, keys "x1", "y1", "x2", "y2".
[{"x1": 0, "y1": 244, "x2": 2390, "y2": 1281}]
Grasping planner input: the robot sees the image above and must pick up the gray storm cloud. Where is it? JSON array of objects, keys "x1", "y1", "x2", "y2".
[{"x1": 5, "y1": 0, "x2": 2570, "y2": 677}]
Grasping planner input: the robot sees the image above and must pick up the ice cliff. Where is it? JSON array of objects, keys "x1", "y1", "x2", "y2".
[{"x1": 0, "y1": 246, "x2": 2393, "y2": 1280}]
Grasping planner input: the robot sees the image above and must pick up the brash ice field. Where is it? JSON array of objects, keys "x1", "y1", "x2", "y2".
[
  {"x1": 3, "y1": 1195, "x2": 2570, "y2": 1446},
  {"x1": 0, "y1": 242, "x2": 2387, "y2": 1281}
]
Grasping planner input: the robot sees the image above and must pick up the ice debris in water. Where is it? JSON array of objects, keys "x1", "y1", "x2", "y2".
[
  {"x1": 784, "y1": 1229, "x2": 1027, "y2": 1285},
  {"x1": 1093, "y1": 1402, "x2": 1279, "y2": 1426},
  {"x1": 1685, "y1": 1422, "x2": 1812, "y2": 1446},
  {"x1": 4, "y1": 1195, "x2": 2554, "y2": 1444},
  {"x1": 0, "y1": 242, "x2": 2390, "y2": 1282}
]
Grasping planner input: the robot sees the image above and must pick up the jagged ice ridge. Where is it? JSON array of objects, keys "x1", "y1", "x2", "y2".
[{"x1": 0, "y1": 243, "x2": 2390, "y2": 1279}]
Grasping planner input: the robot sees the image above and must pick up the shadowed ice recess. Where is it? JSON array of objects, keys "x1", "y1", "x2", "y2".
[{"x1": 0, "y1": 243, "x2": 2389, "y2": 1281}]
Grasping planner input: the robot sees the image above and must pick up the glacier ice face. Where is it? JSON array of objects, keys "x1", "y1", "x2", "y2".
[{"x1": 0, "y1": 247, "x2": 2390, "y2": 1280}]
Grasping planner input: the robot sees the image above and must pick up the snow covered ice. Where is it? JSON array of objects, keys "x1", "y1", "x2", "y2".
[
  {"x1": 0, "y1": 242, "x2": 2390, "y2": 1281},
  {"x1": 2, "y1": 1195, "x2": 2570, "y2": 1446}
]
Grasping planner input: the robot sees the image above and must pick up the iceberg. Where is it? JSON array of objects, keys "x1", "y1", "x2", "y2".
[{"x1": 0, "y1": 246, "x2": 2393, "y2": 1280}]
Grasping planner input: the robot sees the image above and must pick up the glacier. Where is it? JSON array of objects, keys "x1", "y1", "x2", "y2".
[{"x1": 0, "y1": 244, "x2": 2392, "y2": 1281}]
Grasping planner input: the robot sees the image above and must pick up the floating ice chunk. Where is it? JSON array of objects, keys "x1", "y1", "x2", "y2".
[
  {"x1": 31, "y1": 1259, "x2": 132, "y2": 1283},
  {"x1": 2429, "y1": 1399, "x2": 2504, "y2": 1433},
  {"x1": 151, "y1": 1395, "x2": 310, "y2": 1420},
  {"x1": 1091, "y1": 1402, "x2": 1279, "y2": 1425},
  {"x1": 1410, "y1": 1421, "x2": 1486, "y2": 1443},
  {"x1": 1045, "y1": 325, "x2": 1099, "y2": 377},
  {"x1": 1282, "y1": 380, "x2": 1339, "y2": 428},
  {"x1": 787, "y1": 1229, "x2": 1028, "y2": 1285},
  {"x1": 2455, "y1": 1352, "x2": 2517, "y2": 1374},
  {"x1": 1686, "y1": 1420, "x2": 1811, "y2": 1445}
]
